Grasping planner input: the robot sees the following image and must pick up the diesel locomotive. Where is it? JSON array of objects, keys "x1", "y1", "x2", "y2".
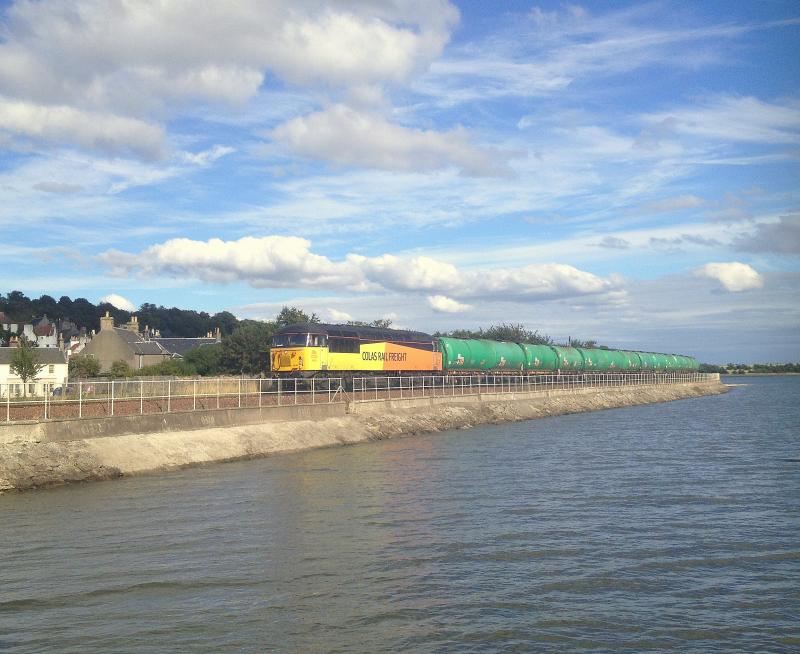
[{"x1": 269, "y1": 323, "x2": 699, "y2": 376}]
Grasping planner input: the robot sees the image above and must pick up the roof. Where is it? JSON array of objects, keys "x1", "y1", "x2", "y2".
[
  {"x1": 152, "y1": 337, "x2": 219, "y2": 357},
  {"x1": 275, "y1": 322, "x2": 434, "y2": 343},
  {"x1": 113, "y1": 328, "x2": 167, "y2": 355},
  {"x1": 0, "y1": 347, "x2": 67, "y2": 365}
]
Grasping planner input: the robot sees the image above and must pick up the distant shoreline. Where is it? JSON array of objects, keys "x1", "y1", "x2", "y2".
[{"x1": 721, "y1": 372, "x2": 800, "y2": 377}]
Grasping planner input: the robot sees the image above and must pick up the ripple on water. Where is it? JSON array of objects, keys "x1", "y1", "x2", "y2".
[{"x1": 0, "y1": 376, "x2": 799, "y2": 653}]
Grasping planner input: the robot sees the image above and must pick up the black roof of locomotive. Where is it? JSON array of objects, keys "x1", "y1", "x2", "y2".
[{"x1": 275, "y1": 322, "x2": 435, "y2": 343}]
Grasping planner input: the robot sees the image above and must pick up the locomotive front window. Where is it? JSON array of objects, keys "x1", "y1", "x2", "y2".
[
  {"x1": 272, "y1": 333, "x2": 328, "y2": 347},
  {"x1": 272, "y1": 334, "x2": 311, "y2": 347}
]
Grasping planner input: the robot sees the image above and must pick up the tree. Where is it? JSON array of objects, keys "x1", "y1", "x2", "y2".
[
  {"x1": 221, "y1": 321, "x2": 274, "y2": 374},
  {"x1": 183, "y1": 344, "x2": 223, "y2": 376},
  {"x1": 275, "y1": 306, "x2": 319, "y2": 327},
  {"x1": 109, "y1": 360, "x2": 134, "y2": 378},
  {"x1": 10, "y1": 340, "x2": 44, "y2": 397},
  {"x1": 438, "y1": 323, "x2": 553, "y2": 345},
  {"x1": 69, "y1": 355, "x2": 101, "y2": 378},
  {"x1": 346, "y1": 318, "x2": 394, "y2": 328}
]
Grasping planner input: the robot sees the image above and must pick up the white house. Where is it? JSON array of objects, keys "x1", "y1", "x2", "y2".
[{"x1": 0, "y1": 347, "x2": 68, "y2": 397}]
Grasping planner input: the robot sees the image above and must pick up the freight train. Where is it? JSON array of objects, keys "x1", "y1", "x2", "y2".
[{"x1": 269, "y1": 322, "x2": 699, "y2": 376}]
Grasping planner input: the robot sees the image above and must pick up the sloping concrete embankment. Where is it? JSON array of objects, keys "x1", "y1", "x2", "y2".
[{"x1": 0, "y1": 379, "x2": 727, "y2": 492}]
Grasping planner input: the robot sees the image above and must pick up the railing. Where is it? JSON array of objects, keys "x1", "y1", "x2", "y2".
[
  {"x1": 351, "y1": 372, "x2": 716, "y2": 402},
  {"x1": 1, "y1": 377, "x2": 344, "y2": 423},
  {"x1": 0, "y1": 372, "x2": 717, "y2": 423}
]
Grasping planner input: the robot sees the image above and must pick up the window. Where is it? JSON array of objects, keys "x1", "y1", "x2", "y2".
[
  {"x1": 272, "y1": 334, "x2": 310, "y2": 347},
  {"x1": 28, "y1": 383, "x2": 35, "y2": 395},
  {"x1": 329, "y1": 336, "x2": 360, "y2": 354},
  {"x1": 272, "y1": 333, "x2": 328, "y2": 347},
  {"x1": 49, "y1": 364, "x2": 54, "y2": 373}
]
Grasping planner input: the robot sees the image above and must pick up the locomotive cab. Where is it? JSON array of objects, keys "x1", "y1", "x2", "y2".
[{"x1": 270, "y1": 328, "x2": 329, "y2": 374}]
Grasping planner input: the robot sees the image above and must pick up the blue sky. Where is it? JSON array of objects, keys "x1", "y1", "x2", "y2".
[{"x1": 1, "y1": 0, "x2": 798, "y2": 362}]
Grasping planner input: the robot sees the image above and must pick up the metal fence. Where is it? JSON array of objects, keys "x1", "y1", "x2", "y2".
[
  {"x1": 0, "y1": 372, "x2": 717, "y2": 423},
  {"x1": 351, "y1": 372, "x2": 716, "y2": 402},
  {"x1": 1, "y1": 377, "x2": 344, "y2": 423}
]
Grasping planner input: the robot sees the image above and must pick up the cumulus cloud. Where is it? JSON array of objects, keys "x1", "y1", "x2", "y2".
[
  {"x1": 327, "y1": 308, "x2": 353, "y2": 322},
  {"x1": 100, "y1": 293, "x2": 136, "y2": 312},
  {"x1": 0, "y1": 0, "x2": 459, "y2": 156},
  {"x1": 733, "y1": 214, "x2": 800, "y2": 255},
  {"x1": 273, "y1": 104, "x2": 512, "y2": 176},
  {"x1": 0, "y1": 98, "x2": 165, "y2": 159},
  {"x1": 98, "y1": 235, "x2": 621, "y2": 303},
  {"x1": 694, "y1": 262, "x2": 763, "y2": 292},
  {"x1": 427, "y1": 295, "x2": 472, "y2": 313}
]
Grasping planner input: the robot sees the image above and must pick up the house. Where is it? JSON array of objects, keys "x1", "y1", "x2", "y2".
[
  {"x1": 0, "y1": 347, "x2": 68, "y2": 397},
  {"x1": 152, "y1": 328, "x2": 221, "y2": 359},
  {"x1": 80, "y1": 313, "x2": 171, "y2": 372}
]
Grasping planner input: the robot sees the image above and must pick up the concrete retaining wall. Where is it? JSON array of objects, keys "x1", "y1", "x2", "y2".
[{"x1": 0, "y1": 379, "x2": 727, "y2": 492}]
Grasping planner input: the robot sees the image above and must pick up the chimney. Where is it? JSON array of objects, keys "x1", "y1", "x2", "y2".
[
  {"x1": 100, "y1": 311, "x2": 114, "y2": 332},
  {"x1": 215, "y1": 327, "x2": 221, "y2": 343}
]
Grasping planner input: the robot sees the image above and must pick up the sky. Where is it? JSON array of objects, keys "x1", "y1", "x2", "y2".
[{"x1": 0, "y1": 0, "x2": 798, "y2": 363}]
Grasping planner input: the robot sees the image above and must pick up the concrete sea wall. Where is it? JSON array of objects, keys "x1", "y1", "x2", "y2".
[{"x1": 0, "y1": 379, "x2": 727, "y2": 492}]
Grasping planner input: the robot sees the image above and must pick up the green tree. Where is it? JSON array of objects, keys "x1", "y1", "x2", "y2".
[
  {"x1": 275, "y1": 306, "x2": 319, "y2": 327},
  {"x1": 10, "y1": 340, "x2": 44, "y2": 397},
  {"x1": 438, "y1": 323, "x2": 553, "y2": 345},
  {"x1": 346, "y1": 318, "x2": 394, "y2": 328},
  {"x1": 109, "y1": 360, "x2": 134, "y2": 378},
  {"x1": 69, "y1": 355, "x2": 101, "y2": 378},
  {"x1": 183, "y1": 344, "x2": 223, "y2": 376},
  {"x1": 221, "y1": 321, "x2": 275, "y2": 374}
]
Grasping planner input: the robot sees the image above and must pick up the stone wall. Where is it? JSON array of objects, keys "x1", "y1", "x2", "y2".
[{"x1": 0, "y1": 379, "x2": 727, "y2": 492}]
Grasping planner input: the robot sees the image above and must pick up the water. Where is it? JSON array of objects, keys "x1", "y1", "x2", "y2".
[{"x1": 1, "y1": 376, "x2": 798, "y2": 653}]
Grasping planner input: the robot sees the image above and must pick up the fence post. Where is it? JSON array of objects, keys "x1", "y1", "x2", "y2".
[
  {"x1": 294, "y1": 378, "x2": 298, "y2": 405},
  {"x1": 79, "y1": 381, "x2": 83, "y2": 419},
  {"x1": 194, "y1": 379, "x2": 197, "y2": 411},
  {"x1": 312, "y1": 377, "x2": 316, "y2": 404},
  {"x1": 140, "y1": 380, "x2": 144, "y2": 415},
  {"x1": 167, "y1": 379, "x2": 171, "y2": 413},
  {"x1": 238, "y1": 378, "x2": 241, "y2": 408},
  {"x1": 259, "y1": 379, "x2": 262, "y2": 408},
  {"x1": 111, "y1": 380, "x2": 115, "y2": 417},
  {"x1": 6, "y1": 385, "x2": 9, "y2": 423},
  {"x1": 217, "y1": 378, "x2": 220, "y2": 409},
  {"x1": 278, "y1": 378, "x2": 282, "y2": 406}
]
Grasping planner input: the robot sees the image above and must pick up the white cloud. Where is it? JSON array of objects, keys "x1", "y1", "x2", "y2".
[
  {"x1": 98, "y1": 235, "x2": 621, "y2": 302},
  {"x1": 273, "y1": 104, "x2": 512, "y2": 176},
  {"x1": 100, "y1": 293, "x2": 136, "y2": 312},
  {"x1": 327, "y1": 308, "x2": 353, "y2": 322},
  {"x1": 694, "y1": 262, "x2": 764, "y2": 292},
  {"x1": 0, "y1": 1, "x2": 459, "y2": 156},
  {"x1": 427, "y1": 295, "x2": 472, "y2": 313},
  {"x1": 0, "y1": 98, "x2": 165, "y2": 159},
  {"x1": 643, "y1": 96, "x2": 800, "y2": 145}
]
